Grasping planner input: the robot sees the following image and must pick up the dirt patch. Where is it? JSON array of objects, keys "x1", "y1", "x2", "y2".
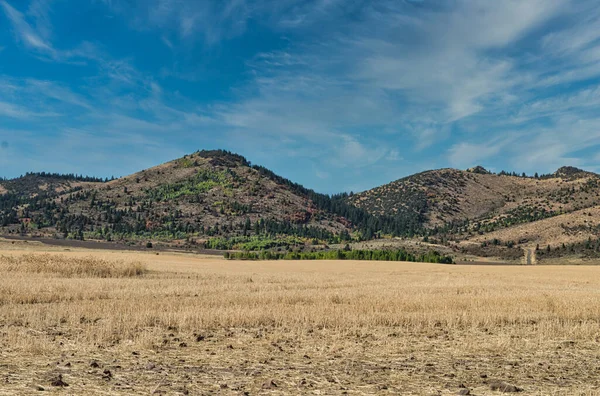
[{"x1": 2, "y1": 235, "x2": 224, "y2": 256}]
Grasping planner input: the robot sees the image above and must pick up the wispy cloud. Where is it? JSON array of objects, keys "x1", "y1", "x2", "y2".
[
  {"x1": 448, "y1": 138, "x2": 514, "y2": 169},
  {"x1": 103, "y1": 0, "x2": 254, "y2": 46},
  {"x1": 0, "y1": 100, "x2": 58, "y2": 119},
  {"x1": 4, "y1": 0, "x2": 600, "y2": 193},
  {"x1": 1, "y1": 0, "x2": 55, "y2": 56},
  {"x1": 1, "y1": 0, "x2": 106, "y2": 65}
]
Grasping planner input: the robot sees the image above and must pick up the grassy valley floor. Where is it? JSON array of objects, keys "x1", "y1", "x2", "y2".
[{"x1": 0, "y1": 245, "x2": 599, "y2": 395}]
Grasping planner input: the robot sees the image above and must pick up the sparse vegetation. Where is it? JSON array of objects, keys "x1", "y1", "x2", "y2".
[
  {"x1": 146, "y1": 168, "x2": 236, "y2": 201},
  {"x1": 537, "y1": 236, "x2": 600, "y2": 261},
  {"x1": 0, "y1": 254, "x2": 147, "y2": 278},
  {"x1": 3, "y1": 151, "x2": 600, "y2": 261},
  {"x1": 1, "y1": 246, "x2": 599, "y2": 394}
]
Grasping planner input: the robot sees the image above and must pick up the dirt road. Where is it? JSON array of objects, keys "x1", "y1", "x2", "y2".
[{"x1": 523, "y1": 247, "x2": 537, "y2": 265}]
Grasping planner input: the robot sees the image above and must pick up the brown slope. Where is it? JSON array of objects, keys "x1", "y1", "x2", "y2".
[
  {"x1": 348, "y1": 166, "x2": 600, "y2": 229},
  {"x1": 466, "y1": 205, "x2": 600, "y2": 249},
  {"x1": 49, "y1": 150, "x2": 349, "y2": 239},
  {"x1": 0, "y1": 174, "x2": 101, "y2": 197}
]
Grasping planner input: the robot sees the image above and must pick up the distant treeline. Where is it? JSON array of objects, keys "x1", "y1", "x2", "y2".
[
  {"x1": 224, "y1": 248, "x2": 454, "y2": 264},
  {"x1": 496, "y1": 170, "x2": 556, "y2": 179},
  {"x1": 537, "y1": 237, "x2": 600, "y2": 260},
  {"x1": 1, "y1": 172, "x2": 113, "y2": 183}
]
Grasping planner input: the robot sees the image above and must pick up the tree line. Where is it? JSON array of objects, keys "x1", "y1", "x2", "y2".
[{"x1": 224, "y1": 248, "x2": 454, "y2": 264}]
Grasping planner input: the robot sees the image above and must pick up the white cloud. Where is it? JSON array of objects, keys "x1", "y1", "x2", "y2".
[
  {"x1": 25, "y1": 79, "x2": 93, "y2": 109},
  {"x1": 104, "y1": 0, "x2": 254, "y2": 45},
  {"x1": 330, "y1": 136, "x2": 389, "y2": 168},
  {"x1": 6, "y1": 0, "x2": 600, "y2": 191},
  {"x1": 448, "y1": 142, "x2": 505, "y2": 169},
  {"x1": 0, "y1": 101, "x2": 58, "y2": 119},
  {"x1": 161, "y1": 35, "x2": 173, "y2": 49},
  {"x1": 1, "y1": 0, "x2": 55, "y2": 55}
]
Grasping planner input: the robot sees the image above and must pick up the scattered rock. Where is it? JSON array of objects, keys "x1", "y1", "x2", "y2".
[
  {"x1": 132, "y1": 351, "x2": 140, "y2": 356},
  {"x1": 102, "y1": 369, "x2": 113, "y2": 380},
  {"x1": 50, "y1": 375, "x2": 69, "y2": 387},
  {"x1": 179, "y1": 342, "x2": 187, "y2": 348},
  {"x1": 457, "y1": 389, "x2": 471, "y2": 395},
  {"x1": 490, "y1": 380, "x2": 522, "y2": 393},
  {"x1": 196, "y1": 335, "x2": 205, "y2": 342},
  {"x1": 32, "y1": 385, "x2": 45, "y2": 391},
  {"x1": 146, "y1": 363, "x2": 156, "y2": 370},
  {"x1": 262, "y1": 379, "x2": 278, "y2": 389},
  {"x1": 220, "y1": 384, "x2": 229, "y2": 389}
]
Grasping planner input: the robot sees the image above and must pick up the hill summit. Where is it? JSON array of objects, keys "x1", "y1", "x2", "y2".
[
  {"x1": 467, "y1": 166, "x2": 490, "y2": 175},
  {"x1": 553, "y1": 166, "x2": 593, "y2": 179}
]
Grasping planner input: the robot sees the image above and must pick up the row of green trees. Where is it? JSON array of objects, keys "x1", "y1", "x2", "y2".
[
  {"x1": 21, "y1": 172, "x2": 110, "y2": 182},
  {"x1": 205, "y1": 235, "x2": 306, "y2": 251},
  {"x1": 224, "y1": 249, "x2": 454, "y2": 264}
]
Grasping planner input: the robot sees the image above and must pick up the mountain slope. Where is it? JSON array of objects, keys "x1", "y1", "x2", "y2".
[
  {"x1": 348, "y1": 166, "x2": 600, "y2": 230},
  {"x1": 467, "y1": 205, "x2": 600, "y2": 249},
  {"x1": 0, "y1": 173, "x2": 102, "y2": 197},
  {"x1": 2, "y1": 150, "x2": 422, "y2": 250},
  {"x1": 0, "y1": 151, "x2": 353, "y2": 242},
  {"x1": 4, "y1": 154, "x2": 600, "y2": 261}
]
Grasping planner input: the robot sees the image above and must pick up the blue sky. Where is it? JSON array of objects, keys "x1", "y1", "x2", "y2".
[{"x1": 1, "y1": 0, "x2": 600, "y2": 193}]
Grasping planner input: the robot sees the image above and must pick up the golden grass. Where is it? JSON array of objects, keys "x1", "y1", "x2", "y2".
[
  {"x1": 0, "y1": 253, "x2": 147, "y2": 278},
  {"x1": 1, "y1": 250, "x2": 600, "y2": 395}
]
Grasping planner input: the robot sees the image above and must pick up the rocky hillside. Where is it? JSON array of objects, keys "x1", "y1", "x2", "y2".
[
  {"x1": 347, "y1": 166, "x2": 600, "y2": 261},
  {"x1": 1, "y1": 151, "x2": 344, "y2": 242},
  {"x1": 0, "y1": 150, "x2": 414, "y2": 249},
  {"x1": 4, "y1": 155, "x2": 600, "y2": 260},
  {"x1": 348, "y1": 166, "x2": 600, "y2": 229}
]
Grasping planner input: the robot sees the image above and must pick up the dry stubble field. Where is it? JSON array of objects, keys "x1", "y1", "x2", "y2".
[{"x1": 1, "y1": 241, "x2": 600, "y2": 395}]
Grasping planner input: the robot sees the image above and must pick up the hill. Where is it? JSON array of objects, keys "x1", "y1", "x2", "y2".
[
  {"x1": 347, "y1": 166, "x2": 600, "y2": 261},
  {"x1": 0, "y1": 150, "x2": 412, "y2": 251},
  {"x1": 3, "y1": 154, "x2": 600, "y2": 262},
  {"x1": 348, "y1": 166, "x2": 600, "y2": 228}
]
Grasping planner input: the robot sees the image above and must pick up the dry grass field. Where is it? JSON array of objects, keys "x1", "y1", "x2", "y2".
[{"x1": 1, "y1": 241, "x2": 600, "y2": 395}]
